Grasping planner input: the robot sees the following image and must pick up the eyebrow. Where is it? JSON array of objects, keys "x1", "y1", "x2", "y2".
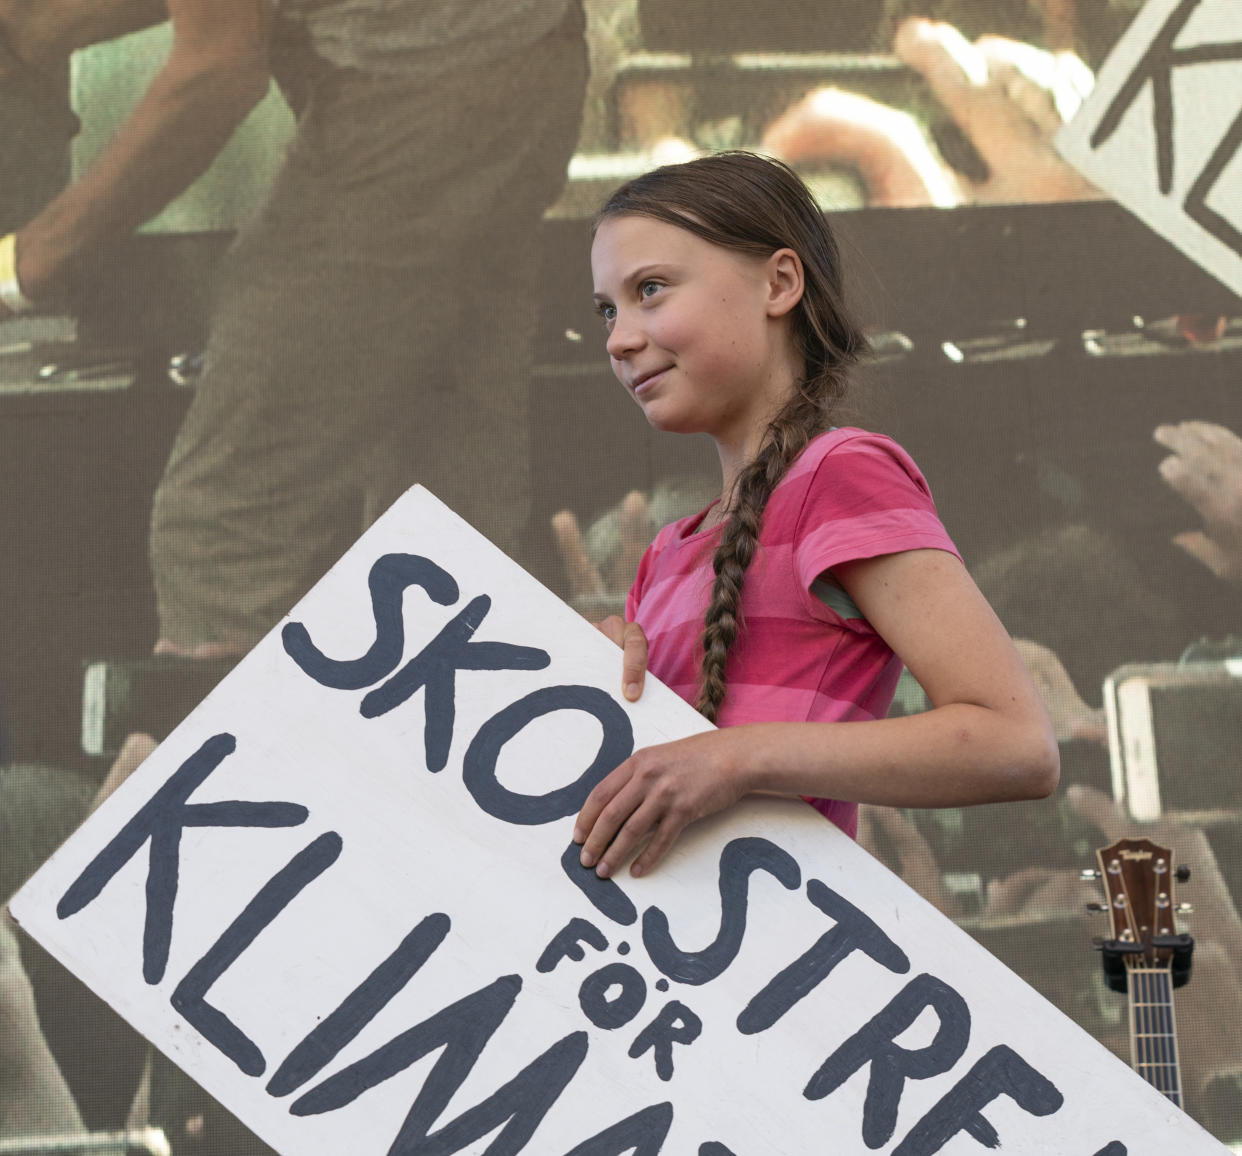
[{"x1": 592, "y1": 263, "x2": 675, "y2": 304}]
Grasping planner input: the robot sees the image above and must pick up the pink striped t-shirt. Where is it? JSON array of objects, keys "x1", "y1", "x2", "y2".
[{"x1": 625, "y1": 427, "x2": 961, "y2": 838}]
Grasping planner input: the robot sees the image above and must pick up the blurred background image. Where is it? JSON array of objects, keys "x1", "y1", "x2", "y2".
[{"x1": 2, "y1": 0, "x2": 1241, "y2": 1152}]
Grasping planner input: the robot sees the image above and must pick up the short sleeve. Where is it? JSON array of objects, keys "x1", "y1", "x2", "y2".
[{"x1": 792, "y1": 432, "x2": 960, "y2": 592}]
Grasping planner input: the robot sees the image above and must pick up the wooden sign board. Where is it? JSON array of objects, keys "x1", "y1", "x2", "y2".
[
  {"x1": 11, "y1": 488, "x2": 1229, "y2": 1155},
  {"x1": 1056, "y1": 0, "x2": 1242, "y2": 298}
]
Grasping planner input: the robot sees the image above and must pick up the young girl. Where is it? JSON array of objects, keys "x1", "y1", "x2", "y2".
[{"x1": 574, "y1": 150, "x2": 1058, "y2": 880}]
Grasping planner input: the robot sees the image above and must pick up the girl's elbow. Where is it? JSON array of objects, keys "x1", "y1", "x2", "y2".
[{"x1": 1017, "y1": 726, "x2": 1060, "y2": 800}]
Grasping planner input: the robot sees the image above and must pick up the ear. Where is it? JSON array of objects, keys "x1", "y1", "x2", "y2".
[{"x1": 764, "y1": 248, "x2": 805, "y2": 318}]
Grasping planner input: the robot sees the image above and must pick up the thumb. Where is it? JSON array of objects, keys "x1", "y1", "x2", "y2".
[
  {"x1": 1065, "y1": 783, "x2": 1121, "y2": 839},
  {"x1": 552, "y1": 510, "x2": 605, "y2": 600},
  {"x1": 1172, "y1": 529, "x2": 1233, "y2": 579}
]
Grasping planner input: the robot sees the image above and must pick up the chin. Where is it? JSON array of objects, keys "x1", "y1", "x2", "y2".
[
  {"x1": 641, "y1": 412, "x2": 694, "y2": 435},
  {"x1": 636, "y1": 400, "x2": 697, "y2": 435}
]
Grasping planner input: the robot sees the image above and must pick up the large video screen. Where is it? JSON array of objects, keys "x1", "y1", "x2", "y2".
[{"x1": 2, "y1": 1, "x2": 1240, "y2": 1153}]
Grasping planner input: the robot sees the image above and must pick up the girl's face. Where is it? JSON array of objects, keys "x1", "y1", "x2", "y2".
[{"x1": 590, "y1": 213, "x2": 803, "y2": 453}]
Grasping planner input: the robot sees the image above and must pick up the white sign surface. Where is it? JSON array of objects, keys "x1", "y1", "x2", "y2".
[
  {"x1": 1057, "y1": 0, "x2": 1242, "y2": 297},
  {"x1": 11, "y1": 488, "x2": 1229, "y2": 1155}
]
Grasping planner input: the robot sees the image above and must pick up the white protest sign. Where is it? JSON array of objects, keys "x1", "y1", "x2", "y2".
[
  {"x1": 1056, "y1": 0, "x2": 1242, "y2": 298},
  {"x1": 11, "y1": 487, "x2": 1230, "y2": 1155}
]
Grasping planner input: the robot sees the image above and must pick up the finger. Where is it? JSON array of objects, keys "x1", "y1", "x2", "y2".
[
  {"x1": 614, "y1": 490, "x2": 652, "y2": 588},
  {"x1": 593, "y1": 797, "x2": 664, "y2": 879},
  {"x1": 629, "y1": 814, "x2": 685, "y2": 878},
  {"x1": 193, "y1": 640, "x2": 244, "y2": 659},
  {"x1": 984, "y1": 866, "x2": 1061, "y2": 914},
  {"x1": 1154, "y1": 420, "x2": 1216, "y2": 456},
  {"x1": 1012, "y1": 638, "x2": 1093, "y2": 742},
  {"x1": 573, "y1": 762, "x2": 632, "y2": 852},
  {"x1": 1172, "y1": 530, "x2": 1234, "y2": 580},
  {"x1": 978, "y1": 36, "x2": 1093, "y2": 125},
  {"x1": 895, "y1": 20, "x2": 1049, "y2": 179},
  {"x1": 1068, "y1": 707, "x2": 1109, "y2": 746},
  {"x1": 1177, "y1": 419, "x2": 1233, "y2": 444},
  {"x1": 1065, "y1": 783, "x2": 1122, "y2": 839},
  {"x1": 863, "y1": 806, "x2": 937, "y2": 868},
  {"x1": 1159, "y1": 424, "x2": 1242, "y2": 495},
  {"x1": 152, "y1": 637, "x2": 243, "y2": 659},
  {"x1": 620, "y1": 622, "x2": 649, "y2": 702},
  {"x1": 975, "y1": 36, "x2": 1067, "y2": 137},
  {"x1": 1157, "y1": 448, "x2": 1217, "y2": 507},
  {"x1": 582, "y1": 786, "x2": 653, "y2": 877},
  {"x1": 762, "y1": 86, "x2": 959, "y2": 207},
  {"x1": 552, "y1": 510, "x2": 605, "y2": 601},
  {"x1": 1152, "y1": 422, "x2": 1182, "y2": 451}
]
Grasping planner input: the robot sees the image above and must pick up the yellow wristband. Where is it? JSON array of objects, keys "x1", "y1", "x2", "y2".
[{"x1": 0, "y1": 233, "x2": 35, "y2": 314}]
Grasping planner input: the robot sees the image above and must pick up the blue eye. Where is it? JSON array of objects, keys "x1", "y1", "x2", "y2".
[
  {"x1": 639, "y1": 280, "x2": 661, "y2": 299},
  {"x1": 597, "y1": 302, "x2": 617, "y2": 324}
]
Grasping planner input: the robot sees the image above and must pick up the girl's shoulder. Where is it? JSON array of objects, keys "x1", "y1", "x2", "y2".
[{"x1": 788, "y1": 426, "x2": 924, "y2": 483}]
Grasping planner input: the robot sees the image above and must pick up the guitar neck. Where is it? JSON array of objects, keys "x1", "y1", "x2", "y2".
[{"x1": 1127, "y1": 965, "x2": 1182, "y2": 1106}]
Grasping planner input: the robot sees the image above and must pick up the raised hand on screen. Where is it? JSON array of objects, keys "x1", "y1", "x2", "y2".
[
  {"x1": 1155, "y1": 421, "x2": 1242, "y2": 585},
  {"x1": 761, "y1": 16, "x2": 1100, "y2": 207}
]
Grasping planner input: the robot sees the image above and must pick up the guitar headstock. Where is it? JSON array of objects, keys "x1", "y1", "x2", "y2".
[
  {"x1": 1094, "y1": 840, "x2": 1196, "y2": 1103},
  {"x1": 1095, "y1": 838, "x2": 1181, "y2": 968}
]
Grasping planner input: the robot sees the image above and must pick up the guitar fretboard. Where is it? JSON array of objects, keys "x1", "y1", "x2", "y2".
[{"x1": 1127, "y1": 965, "x2": 1181, "y2": 1107}]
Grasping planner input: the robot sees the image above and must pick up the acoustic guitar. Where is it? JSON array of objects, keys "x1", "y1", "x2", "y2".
[{"x1": 1090, "y1": 838, "x2": 1194, "y2": 1106}]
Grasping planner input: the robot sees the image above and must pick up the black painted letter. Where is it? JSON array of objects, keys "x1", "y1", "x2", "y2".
[
  {"x1": 463, "y1": 686, "x2": 633, "y2": 824},
  {"x1": 628, "y1": 1001, "x2": 703, "y2": 1082},
  {"x1": 268, "y1": 912, "x2": 452, "y2": 1096},
  {"x1": 562, "y1": 1102, "x2": 674, "y2": 1155},
  {"x1": 738, "y1": 879, "x2": 909, "y2": 1035},
  {"x1": 360, "y1": 594, "x2": 550, "y2": 772},
  {"x1": 56, "y1": 733, "x2": 308, "y2": 984},
  {"x1": 282, "y1": 553, "x2": 460, "y2": 690},
  {"x1": 292, "y1": 976, "x2": 590, "y2": 1156},
  {"x1": 1088, "y1": 0, "x2": 1242, "y2": 194},
  {"x1": 579, "y1": 963, "x2": 648, "y2": 1030},
  {"x1": 536, "y1": 916, "x2": 609, "y2": 974},
  {"x1": 805, "y1": 973, "x2": 971, "y2": 1150},
  {"x1": 171, "y1": 832, "x2": 343, "y2": 1076},
  {"x1": 643, "y1": 836, "x2": 800, "y2": 985},
  {"x1": 893, "y1": 1044, "x2": 1063, "y2": 1156},
  {"x1": 560, "y1": 842, "x2": 638, "y2": 926}
]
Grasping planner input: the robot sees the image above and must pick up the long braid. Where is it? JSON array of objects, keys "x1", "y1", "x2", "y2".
[{"x1": 696, "y1": 391, "x2": 829, "y2": 722}]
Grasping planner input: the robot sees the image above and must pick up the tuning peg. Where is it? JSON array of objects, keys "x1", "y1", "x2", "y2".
[
  {"x1": 1085, "y1": 902, "x2": 1109, "y2": 913},
  {"x1": 1175, "y1": 866, "x2": 1191, "y2": 882},
  {"x1": 1080, "y1": 868, "x2": 1101, "y2": 881}
]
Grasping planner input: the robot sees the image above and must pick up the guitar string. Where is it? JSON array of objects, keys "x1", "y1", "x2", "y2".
[{"x1": 1130, "y1": 965, "x2": 1181, "y2": 1104}]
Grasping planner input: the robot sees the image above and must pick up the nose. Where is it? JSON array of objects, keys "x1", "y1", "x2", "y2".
[{"x1": 605, "y1": 310, "x2": 644, "y2": 360}]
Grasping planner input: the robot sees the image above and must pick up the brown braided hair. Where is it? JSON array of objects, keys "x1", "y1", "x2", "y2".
[{"x1": 595, "y1": 151, "x2": 870, "y2": 722}]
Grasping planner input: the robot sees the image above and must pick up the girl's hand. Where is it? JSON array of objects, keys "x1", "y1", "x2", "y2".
[
  {"x1": 595, "y1": 614, "x2": 649, "y2": 703},
  {"x1": 573, "y1": 729, "x2": 749, "y2": 879}
]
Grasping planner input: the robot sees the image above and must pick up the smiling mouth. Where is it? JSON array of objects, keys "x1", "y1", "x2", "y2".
[{"x1": 631, "y1": 366, "x2": 671, "y2": 394}]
